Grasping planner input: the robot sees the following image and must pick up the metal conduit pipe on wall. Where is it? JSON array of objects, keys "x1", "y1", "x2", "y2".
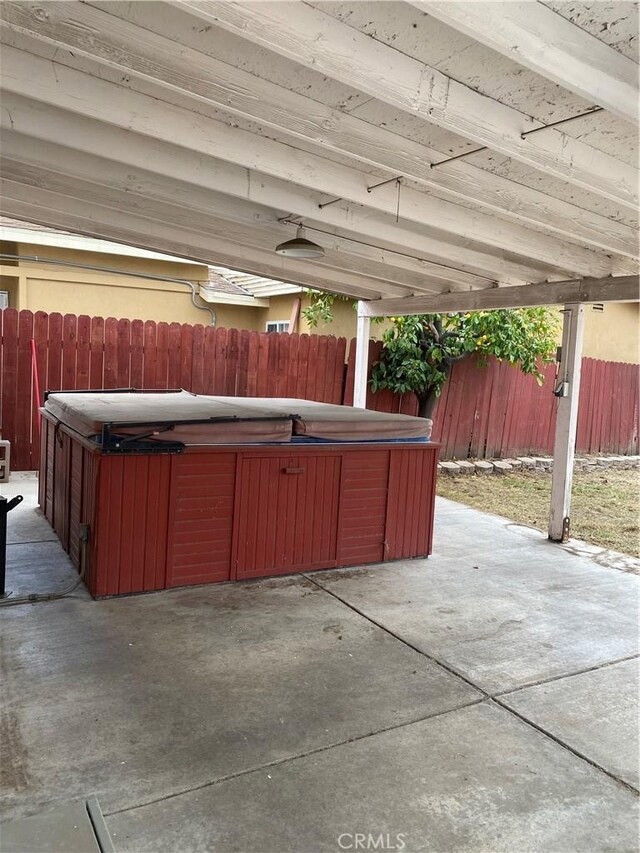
[{"x1": 0, "y1": 253, "x2": 217, "y2": 325}]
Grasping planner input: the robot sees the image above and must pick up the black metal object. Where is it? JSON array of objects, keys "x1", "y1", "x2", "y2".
[
  {"x1": 430, "y1": 106, "x2": 603, "y2": 169},
  {"x1": 1, "y1": 494, "x2": 23, "y2": 598},
  {"x1": 520, "y1": 107, "x2": 603, "y2": 139},
  {"x1": 317, "y1": 175, "x2": 404, "y2": 211},
  {"x1": 367, "y1": 175, "x2": 402, "y2": 192},
  {"x1": 318, "y1": 196, "x2": 343, "y2": 209}
]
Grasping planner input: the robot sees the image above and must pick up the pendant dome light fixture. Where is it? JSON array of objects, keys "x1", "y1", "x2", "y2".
[{"x1": 275, "y1": 223, "x2": 324, "y2": 259}]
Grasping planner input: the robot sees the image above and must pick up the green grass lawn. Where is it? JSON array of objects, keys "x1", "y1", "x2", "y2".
[{"x1": 437, "y1": 467, "x2": 640, "y2": 558}]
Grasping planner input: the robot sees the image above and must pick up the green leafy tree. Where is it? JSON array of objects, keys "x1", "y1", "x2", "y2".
[
  {"x1": 372, "y1": 310, "x2": 559, "y2": 418},
  {"x1": 303, "y1": 292, "x2": 559, "y2": 420},
  {"x1": 301, "y1": 290, "x2": 349, "y2": 328}
]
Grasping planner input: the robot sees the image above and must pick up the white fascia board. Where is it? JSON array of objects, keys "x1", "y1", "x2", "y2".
[
  {"x1": 198, "y1": 287, "x2": 269, "y2": 308},
  {"x1": 244, "y1": 284, "x2": 303, "y2": 297}
]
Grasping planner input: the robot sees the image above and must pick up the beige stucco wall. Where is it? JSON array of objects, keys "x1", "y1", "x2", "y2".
[
  {"x1": 581, "y1": 303, "x2": 639, "y2": 363},
  {"x1": 267, "y1": 293, "x2": 388, "y2": 340},
  {"x1": 16, "y1": 242, "x2": 210, "y2": 282},
  {"x1": 264, "y1": 294, "x2": 299, "y2": 330},
  {"x1": 215, "y1": 304, "x2": 264, "y2": 331},
  {"x1": 1, "y1": 243, "x2": 267, "y2": 329},
  {"x1": 21, "y1": 271, "x2": 266, "y2": 329},
  {"x1": 22, "y1": 274, "x2": 213, "y2": 325}
]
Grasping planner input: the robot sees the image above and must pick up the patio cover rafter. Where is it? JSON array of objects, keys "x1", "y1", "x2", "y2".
[
  {"x1": 0, "y1": 52, "x2": 616, "y2": 282},
  {"x1": 176, "y1": 0, "x2": 638, "y2": 208},
  {"x1": 0, "y1": 180, "x2": 428, "y2": 301},
  {"x1": 0, "y1": 0, "x2": 636, "y2": 308},
  {"x1": 1, "y1": 0, "x2": 635, "y2": 259},
  {"x1": 415, "y1": 1, "x2": 639, "y2": 124}
]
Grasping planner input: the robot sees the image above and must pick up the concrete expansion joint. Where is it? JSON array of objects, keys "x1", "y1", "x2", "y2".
[
  {"x1": 104, "y1": 696, "x2": 488, "y2": 819},
  {"x1": 492, "y1": 652, "x2": 640, "y2": 698},
  {"x1": 303, "y1": 573, "x2": 640, "y2": 798},
  {"x1": 303, "y1": 572, "x2": 492, "y2": 698},
  {"x1": 103, "y1": 575, "x2": 639, "y2": 821},
  {"x1": 437, "y1": 454, "x2": 640, "y2": 475},
  {"x1": 490, "y1": 696, "x2": 640, "y2": 797}
]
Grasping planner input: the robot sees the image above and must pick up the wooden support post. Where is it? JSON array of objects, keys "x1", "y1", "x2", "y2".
[
  {"x1": 287, "y1": 297, "x2": 301, "y2": 334},
  {"x1": 353, "y1": 302, "x2": 371, "y2": 409},
  {"x1": 549, "y1": 303, "x2": 585, "y2": 541}
]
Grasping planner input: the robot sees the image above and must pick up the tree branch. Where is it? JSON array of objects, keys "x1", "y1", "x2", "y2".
[{"x1": 444, "y1": 351, "x2": 472, "y2": 365}]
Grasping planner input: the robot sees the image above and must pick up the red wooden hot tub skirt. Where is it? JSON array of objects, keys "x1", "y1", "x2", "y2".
[{"x1": 39, "y1": 415, "x2": 439, "y2": 598}]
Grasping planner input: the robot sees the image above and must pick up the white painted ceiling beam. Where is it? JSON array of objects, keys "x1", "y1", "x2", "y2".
[
  {"x1": 0, "y1": 54, "x2": 606, "y2": 281},
  {"x1": 176, "y1": 1, "x2": 638, "y2": 208},
  {"x1": 1, "y1": 122, "x2": 494, "y2": 293},
  {"x1": 1, "y1": 158, "x2": 486, "y2": 296},
  {"x1": 0, "y1": 122, "x2": 498, "y2": 292},
  {"x1": 360, "y1": 276, "x2": 640, "y2": 317},
  {"x1": 0, "y1": 78, "x2": 569, "y2": 284},
  {"x1": 415, "y1": 1, "x2": 638, "y2": 124},
  {"x1": 0, "y1": 152, "x2": 544, "y2": 287},
  {"x1": 0, "y1": 194, "x2": 393, "y2": 302},
  {"x1": 7, "y1": 0, "x2": 632, "y2": 258},
  {"x1": 0, "y1": 177, "x2": 425, "y2": 300},
  {"x1": 0, "y1": 132, "x2": 492, "y2": 294}
]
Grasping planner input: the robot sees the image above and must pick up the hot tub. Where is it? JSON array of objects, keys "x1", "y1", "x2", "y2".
[{"x1": 39, "y1": 390, "x2": 439, "y2": 598}]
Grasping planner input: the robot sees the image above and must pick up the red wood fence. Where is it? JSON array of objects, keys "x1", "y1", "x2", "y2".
[
  {"x1": 344, "y1": 340, "x2": 639, "y2": 460},
  {"x1": 1, "y1": 309, "x2": 638, "y2": 470},
  {"x1": 0, "y1": 309, "x2": 346, "y2": 470}
]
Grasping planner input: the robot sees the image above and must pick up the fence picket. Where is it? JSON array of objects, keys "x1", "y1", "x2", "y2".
[
  {"x1": 214, "y1": 327, "x2": 228, "y2": 395},
  {"x1": 246, "y1": 331, "x2": 259, "y2": 396},
  {"x1": 62, "y1": 314, "x2": 77, "y2": 392},
  {"x1": 31, "y1": 311, "x2": 49, "y2": 467},
  {"x1": 116, "y1": 318, "x2": 131, "y2": 387},
  {"x1": 16, "y1": 310, "x2": 34, "y2": 470},
  {"x1": 180, "y1": 323, "x2": 193, "y2": 390},
  {"x1": 225, "y1": 328, "x2": 238, "y2": 396},
  {"x1": 47, "y1": 313, "x2": 63, "y2": 393},
  {"x1": 236, "y1": 329, "x2": 250, "y2": 396},
  {"x1": 167, "y1": 323, "x2": 182, "y2": 389},
  {"x1": 130, "y1": 319, "x2": 144, "y2": 388},
  {"x1": 203, "y1": 325, "x2": 217, "y2": 394},
  {"x1": 143, "y1": 320, "x2": 157, "y2": 389},
  {"x1": 89, "y1": 316, "x2": 104, "y2": 390},
  {"x1": 1, "y1": 310, "x2": 18, "y2": 461},
  {"x1": 256, "y1": 333, "x2": 269, "y2": 396},
  {"x1": 296, "y1": 335, "x2": 310, "y2": 399},
  {"x1": 190, "y1": 324, "x2": 205, "y2": 395},
  {"x1": 307, "y1": 335, "x2": 320, "y2": 400},
  {"x1": 155, "y1": 322, "x2": 169, "y2": 389},
  {"x1": 103, "y1": 317, "x2": 118, "y2": 389},
  {"x1": 76, "y1": 315, "x2": 91, "y2": 391}
]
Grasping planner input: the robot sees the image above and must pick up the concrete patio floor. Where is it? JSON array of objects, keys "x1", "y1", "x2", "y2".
[{"x1": 1, "y1": 473, "x2": 638, "y2": 852}]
